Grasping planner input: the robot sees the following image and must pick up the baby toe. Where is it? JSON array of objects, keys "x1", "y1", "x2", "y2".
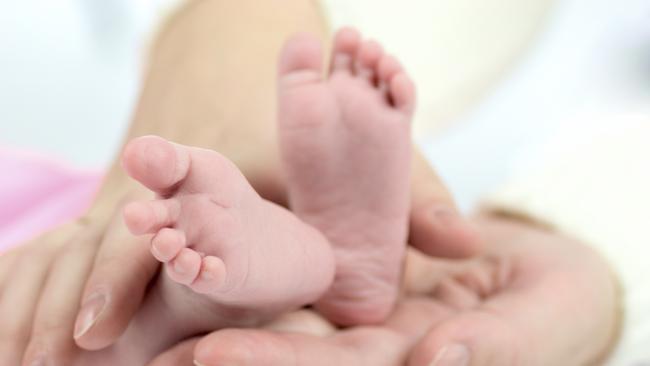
[
  {"x1": 331, "y1": 27, "x2": 361, "y2": 73},
  {"x1": 378, "y1": 54, "x2": 403, "y2": 85},
  {"x1": 279, "y1": 34, "x2": 323, "y2": 74},
  {"x1": 123, "y1": 199, "x2": 180, "y2": 235},
  {"x1": 389, "y1": 72, "x2": 416, "y2": 114},
  {"x1": 355, "y1": 40, "x2": 384, "y2": 84},
  {"x1": 122, "y1": 135, "x2": 191, "y2": 195},
  {"x1": 190, "y1": 256, "x2": 227, "y2": 295},
  {"x1": 151, "y1": 228, "x2": 186, "y2": 262},
  {"x1": 166, "y1": 248, "x2": 202, "y2": 285}
]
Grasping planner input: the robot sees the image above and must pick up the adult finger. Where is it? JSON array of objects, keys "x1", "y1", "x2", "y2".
[
  {"x1": 409, "y1": 216, "x2": 621, "y2": 366},
  {"x1": 408, "y1": 310, "x2": 524, "y2": 366},
  {"x1": 74, "y1": 211, "x2": 159, "y2": 351},
  {"x1": 408, "y1": 250, "x2": 535, "y2": 366},
  {"x1": 0, "y1": 250, "x2": 16, "y2": 290},
  {"x1": 0, "y1": 227, "x2": 73, "y2": 366},
  {"x1": 193, "y1": 299, "x2": 451, "y2": 366},
  {"x1": 408, "y1": 149, "x2": 481, "y2": 258},
  {"x1": 0, "y1": 259, "x2": 50, "y2": 365},
  {"x1": 21, "y1": 227, "x2": 102, "y2": 366},
  {"x1": 264, "y1": 309, "x2": 336, "y2": 337},
  {"x1": 148, "y1": 310, "x2": 333, "y2": 366},
  {"x1": 193, "y1": 329, "x2": 367, "y2": 366},
  {"x1": 407, "y1": 273, "x2": 607, "y2": 366},
  {"x1": 146, "y1": 338, "x2": 199, "y2": 366}
]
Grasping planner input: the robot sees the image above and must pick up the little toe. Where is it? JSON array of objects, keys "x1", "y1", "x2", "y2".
[
  {"x1": 123, "y1": 199, "x2": 180, "y2": 235},
  {"x1": 151, "y1": 228, "x2": 186, "y2": 262},
  {"x1": 278, "y1": 33, "x2": 324, "y2": 85},
  {"x1": 330, "y1": 27, "x2": 361, "y2": 73},
  {"x1": 190, "y1": 256, "x2": 227, "y2": 295},
  {"x1": 166, "y1": 248, "x2": 202, "y2": 285},
  {"x1": 122, "y1": 135, "x2": 191, "y2": 196},
  {"x1": 355, "y1": 40, "x2": 384, "y2": 84},
  {"x1": 389, "y1": 72, "x2": 416, "y2": 114}
]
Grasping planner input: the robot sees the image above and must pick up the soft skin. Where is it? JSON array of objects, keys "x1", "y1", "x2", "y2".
[
  {"x1": 278, "y1": 28, "x2": 416, "y2": 325},
  {"x1": 155, "y1": 214, "x2": 620, "y2": 366},
  {"x1": 0, "y1": 1, "x2": 479, "y2": 365}
]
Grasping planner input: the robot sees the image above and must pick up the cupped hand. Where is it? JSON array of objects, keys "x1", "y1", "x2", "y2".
[
  {"x1": 0, "y1": 190, "x2": 164, "y2": 366},
  {"x1": 150, "y1": 215, "x2": 620, "y2": 366},
  {"x1": 0, "y1": 145, "x2": 478, "y2": 366}
]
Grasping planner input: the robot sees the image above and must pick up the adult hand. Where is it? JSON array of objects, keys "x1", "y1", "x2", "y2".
[
  {"x1": 150, "y1": 215, "x2": 620, "y2": 366},
  {"x1": 0, "y1": 0, "x2": 479, "y2": 364},
  {"x1": 0, "y1": 192, "x2": 161, "y2": 366},
  {"x1": 0, "y1": 147, "x2": 478, "y2": 366}
]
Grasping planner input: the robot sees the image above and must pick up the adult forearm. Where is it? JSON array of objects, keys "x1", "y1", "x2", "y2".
[{"x1": 88, "y1": 0, "x2": 331, "y2": 214}]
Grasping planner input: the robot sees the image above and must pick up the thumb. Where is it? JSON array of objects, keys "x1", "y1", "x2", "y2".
[
  {"x1": 409, "y1": 149, "x2": 481, "y2": 259},
  {"x1": 146, "y1": 338, "x2": 199, "y2": 366},
  {"x1": 407, "y1": 311, "x2": 524, "y2": 366}
]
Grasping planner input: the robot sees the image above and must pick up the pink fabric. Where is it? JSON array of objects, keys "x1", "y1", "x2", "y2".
[{"x1": 0, "y1": 148, "x2": 103, "y2": 251}]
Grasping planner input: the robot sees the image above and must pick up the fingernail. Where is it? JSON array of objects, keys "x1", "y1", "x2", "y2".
[
  {"x1": 430, "y1": 344, "x2": 470, "y2": 366},
  {"x1": 74, "y1": 292, "x2": 107, "y2": 339},
  {"x1": 432, "y1": 206, "x2": 479, "y2": 238},
  {"x1": 193, "y1": 361, "x2": 207, "y2": 366},
  {"x1": 432, "y1": 206, "x2": 461, "y2": 225}
]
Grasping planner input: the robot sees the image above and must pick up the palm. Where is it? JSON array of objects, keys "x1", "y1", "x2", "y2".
[{"x1": 150, "y1": 215, "x2": 618, "y2": 366}]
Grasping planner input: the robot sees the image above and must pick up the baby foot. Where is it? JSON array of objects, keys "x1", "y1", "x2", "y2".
[
  {"x1": 122, "y1": 135, "x2": 335, "y2": 309},
  {"x1": 278, "y1": 28, "x2": 415, "y2": 325},
  {"x1": 71, "y1": 136, "x2": 338, "y2": 365}
]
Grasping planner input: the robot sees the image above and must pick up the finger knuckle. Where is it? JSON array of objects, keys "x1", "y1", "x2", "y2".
[{"x1": 24, "y1": 336, "x2": 73, "y2": 366}]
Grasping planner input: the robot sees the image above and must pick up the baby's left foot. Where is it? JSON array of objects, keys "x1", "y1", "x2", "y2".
[{"x1": 278, "y1": 28, "x2": 415, "y2": 325}]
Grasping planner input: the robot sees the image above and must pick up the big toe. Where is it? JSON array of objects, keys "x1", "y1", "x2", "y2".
[
  {"x1": 122, "y1": 135, "x2": 190, "y2": 195},
  {"x1": 278, "y1": 33, "x2": 324, "y2": 81}
]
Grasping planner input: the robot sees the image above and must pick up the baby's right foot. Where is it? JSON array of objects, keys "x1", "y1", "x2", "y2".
[
  {"x1": 116, "y1": 136, "x2": 335, "y2": 362},
  {"x1": 122, "y1": 136, "x2": 335, "y2": 307},
  {"x1": 278, "y1": 28, "x2": 415, "y2": 325}
]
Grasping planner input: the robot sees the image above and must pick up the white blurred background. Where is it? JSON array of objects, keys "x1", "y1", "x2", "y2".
[
  {"x1": 0, "y1": 0, "x2": 176, "y2": 166},
  {"x1": 1, "y1": 0, "x2": 649, "y2": 210}
]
